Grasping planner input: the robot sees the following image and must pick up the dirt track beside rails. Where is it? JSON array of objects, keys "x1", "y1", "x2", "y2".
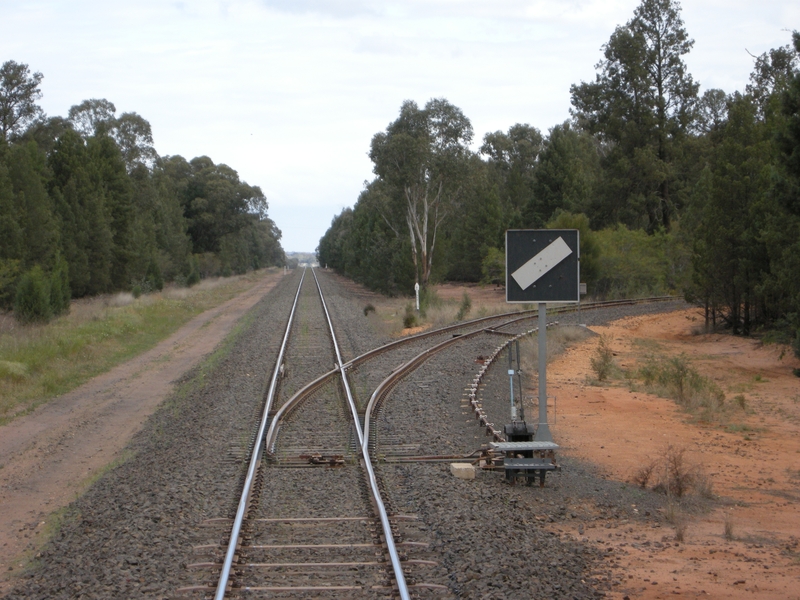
[{"x1": 0, "y1": 270, "x2": 285, "y2": 588}]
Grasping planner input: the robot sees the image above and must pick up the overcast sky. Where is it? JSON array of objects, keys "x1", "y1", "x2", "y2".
[{"x1": 3, "y1": 1, "x2": 798, "y2": 252}]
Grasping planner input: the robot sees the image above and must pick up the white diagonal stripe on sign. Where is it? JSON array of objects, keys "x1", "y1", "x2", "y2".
[{"x1": 511, "y1": 236, "x2": 572, "y2": 290}]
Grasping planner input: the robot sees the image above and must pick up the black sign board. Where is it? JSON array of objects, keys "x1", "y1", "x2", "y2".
[{"x1": 505, "y1": 229, "x2": 580, "y2": 303}]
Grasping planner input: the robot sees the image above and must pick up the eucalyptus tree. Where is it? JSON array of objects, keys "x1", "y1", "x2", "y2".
[
  {"x1": 746, "y1": 41, "x2": 799, "y2": 120},
  {"x1": 570, "y1": 0, "x2": 698, "y2": 231},
  {"x1": 0, "y1": 61, "x2": 44, "y2": 143},
  {"x1": 69, "y1": 99, "x2": 158, "y2": 171},
  {"x1": 68, "y1": 98, "x2": 117, "y2": 137},
  {"x1": 529, "y1": 122, "x2": 602, "y2": 225},
  {"x1": 317, "y1": 208, "x2": 353, "y2": 275},
  {"x1": 480, "y1": 123, "x2": 542, "y2": 228},
  {"x1": 369, "y1": 98, "x2": 473, "y2": 289},
  {"x1": 113, "y1": 112, "x2": 158, "y2": 170}
]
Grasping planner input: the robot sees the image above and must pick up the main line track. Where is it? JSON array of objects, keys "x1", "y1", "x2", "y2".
[{"x1": 185, "y1": 269, "x2": 417, "y2": 598}]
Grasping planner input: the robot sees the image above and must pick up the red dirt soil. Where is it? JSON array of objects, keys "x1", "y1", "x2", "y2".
[{"x1": 547, "y1": 309, "x2": 800, "y2": 599}]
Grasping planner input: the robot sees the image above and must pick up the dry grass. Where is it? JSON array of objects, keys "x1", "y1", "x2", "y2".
[
  {"x1": 633, "y1": 352, "x2": 727, "y2": 420},
  {"x1": 373, "y1": 287, "x2": 517, "y2": 335},
  {"x1": 665, "y1": 501, "x2": 689, "y2": 542},
  {"x1": 724, "y1": 513, "x2": 735, "y2": 541},
  {"x1": 674, "y1": 517, "x2": 688, "y2": 543},
  {"x1": 590, "y1": 335, "x2": 616, "y2": 381},
  {"x1": 521, "y1": 325, "x2": 594, "y2": 366},
  {"x1": 631, "y1": 444, "x2": 706, "y2": 499},
  {"x1": 0, "y1": 270, "x2": 270, "y2": 425}
]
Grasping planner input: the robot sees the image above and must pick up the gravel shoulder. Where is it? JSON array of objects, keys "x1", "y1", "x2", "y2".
[{"x1": 0, "y1": 270, "x2": 286, "y2": 589}]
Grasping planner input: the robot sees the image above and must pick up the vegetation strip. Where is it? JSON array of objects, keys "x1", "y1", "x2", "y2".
[{"x1": 0, "y1": 272, "x2": 269, "y2": 424}]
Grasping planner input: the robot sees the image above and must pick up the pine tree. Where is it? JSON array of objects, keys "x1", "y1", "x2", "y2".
[
  {"x1": 0, "y1": 144, "x2": 23, "y2": 258},
  {"x1": 7, "y1": 141, "x2": 59, "y2": 269},
  {"x1": 49, "y1": 130, "x2": 113, "y2": 297},
  {"x1": 14, "y1": 265, "x2": 51, "y2": 323},
  {"x1": 89, "y1": 134, "x2": 134, "y2": 289}
]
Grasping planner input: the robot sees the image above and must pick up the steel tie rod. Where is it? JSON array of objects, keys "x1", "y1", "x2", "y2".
[
  {"x1": 214, "y1": 268, "x2": 307, "y2": 600},
  {"x1": 310, "y1": 268, "x2": 411, "y2": 600}
]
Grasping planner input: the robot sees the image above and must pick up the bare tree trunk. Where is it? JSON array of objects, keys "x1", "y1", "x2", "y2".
[{"x1": 406, "y1": 213, "x2": 418, "y2": 287}]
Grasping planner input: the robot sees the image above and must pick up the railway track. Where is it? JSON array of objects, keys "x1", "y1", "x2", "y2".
[
  {"x1": 184, "y1": 269, "x2": 423, "y2": 598},
  {"x1": 6, "y1": 266, "x2": 691, "y2": 600},
  {"x1": 178, "y1": 269, "x2": 682, "y2": 599}
]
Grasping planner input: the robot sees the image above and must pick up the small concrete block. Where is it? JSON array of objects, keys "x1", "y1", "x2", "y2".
[{"x1": 450, "y1": 463, "x2": 475, "y2": 480}]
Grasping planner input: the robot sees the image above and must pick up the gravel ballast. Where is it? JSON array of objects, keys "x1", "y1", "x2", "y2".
[{"x1": 6, "y1": 270, "x2": 685, "y2": 599}]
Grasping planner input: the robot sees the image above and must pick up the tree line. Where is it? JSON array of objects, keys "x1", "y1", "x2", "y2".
[
  {"x1": 318, "y1": 0, "x2": 800, "y2": 354},
  {"x1": 0, "y1": 66, "x2": 284, "y2": 322}
]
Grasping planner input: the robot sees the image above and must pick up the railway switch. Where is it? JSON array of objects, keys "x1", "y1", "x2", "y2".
[{"x1": 501, "y1": 341, "x2": 559, "y2": 485}]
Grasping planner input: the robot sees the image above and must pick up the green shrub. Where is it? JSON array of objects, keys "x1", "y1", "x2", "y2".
[
  {"x1": 14, "y1": 266, "x2": 52, "y2": 324},
  {"x1": 363, "y1": 303, "x2": 375, "y2": 316},
  {"x1": 49, "y1": 255, "x2": 71, "y2": 316},
  {"x1": 547, "y1": 211, "x2": 600, "y2": 290},
  {"x1": 132, "y1": 285, "x2": 142, "y2": 299},
  {"x1": 590, "y1": 336, "x2": 615, "y2": 381},
  {"x1": 455, "y1": 292, "x2": 472, "y2": 321},
  {"x1": 480, "y1": 247, "x2": 505, "y2": 286},
  {"x1": 0, "y1": 360, "x2": 27, "y2": 381},
  {"x1": 636, "y1": 353, "x2": 725, "y2": 417},
  {"x1": 146, "y1": 258, "x2": 164, "y2": 291},
  {"x1": 403, "y1": 303, "x2": 417, "y2": 329},
  {"x1": 794, "y1": 327, "x2": 800, "y2": 360},
  {"x1": 186, "y1": 255, "x2": 201, "y2": 287},
  {"x1": 593, "y1": 225, "x2": 690, "y2": 299},
  {"x1": 0, "y1": 258, "x2": 21, "y2": 310}
]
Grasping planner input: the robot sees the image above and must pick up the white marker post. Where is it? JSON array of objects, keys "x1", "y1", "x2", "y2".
[{"x1": 414, "y1": 282, "x2": 420, "y2": 312}]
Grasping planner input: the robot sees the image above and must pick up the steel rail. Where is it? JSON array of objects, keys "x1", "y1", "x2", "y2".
[
  {"x1": 214, "y1": 268, "x2": 307, "y2": 600},
  {"x1": 310, "y1": 268, "x2": 411, "y2": 600},
  {"x1": 362, "y1": 326, "x2": 489, "y2": 448},
  {"x1": 265, "y1": 294, "x2": 679, "y2": 453},
  {"x1": 264, "y1": 369, "x2": 337, "y2": 453},
  {"x1": 343, "y1": 295, "x2": 678, "y2": 370}
]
